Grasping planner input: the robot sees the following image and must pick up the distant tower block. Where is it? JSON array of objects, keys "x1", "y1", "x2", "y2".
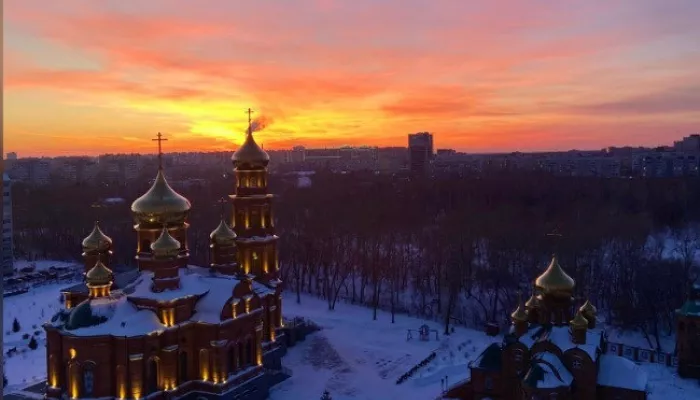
[{"x1": 131, "y1": 133, "x2": 192, "y2": 269}]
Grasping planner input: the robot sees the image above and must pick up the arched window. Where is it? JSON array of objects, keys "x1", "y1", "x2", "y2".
[
  {"x1": 513, "y1": 349, "x2": 524, "y2": 362},
  {"x1": 485, "y1": 376, "x2": 493, "y2": 390},
  {"x1": 147, "y1": 358, "x2": 159, "y2": 394},
  {"x1": 252, "y1": 252, "x2": 261, "y2": 273},
  {"x1": 238, "y1": 341, "x2": 247, "y2": 367},
  {"x1": 179, "y1": 352, "x2": 188, "y2": 383},
  {"x1": 83, "y1": 363, "x2": 95, "y2": 397},
  {"x1": 228, "y1": 346, "x2": 236, "y2": 375},
  {"x1": 199, "y1": 349, "x2": 210, "y2": 381},
  {"x1": 141, "y1": 239, "x2": 151, "y2": 253}
]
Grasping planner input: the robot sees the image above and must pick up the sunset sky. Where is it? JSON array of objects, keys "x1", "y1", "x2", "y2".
[{"x1": 4, "y1": 0, "x2": 700, "y2": 157}]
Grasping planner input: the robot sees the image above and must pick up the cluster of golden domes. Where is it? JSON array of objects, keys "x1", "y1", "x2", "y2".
[{"x1": 511, "y1": 254, "x2": 598, "y2": 328}]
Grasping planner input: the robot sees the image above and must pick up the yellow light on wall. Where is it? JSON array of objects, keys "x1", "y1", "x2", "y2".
[
  {"x1": 132, "y1": 385, "x2": 142, "y2": 400},
  {"x1": 69, "y1": 348, "x2": 77, "y2": 359},
  {"x1": 245, "y1": 212, "x2": 250, "y2": 229},
  {"x1": 245, "y1": 298, "x2": 250, "y2": 313},
  {"x1": 119, "y1": 382, "x2": 126, "y2": 399}
]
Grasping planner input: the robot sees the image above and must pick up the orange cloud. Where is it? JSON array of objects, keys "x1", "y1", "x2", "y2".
[{"x1": 4, "y1": 0, "x2": 700, "y2": 157}]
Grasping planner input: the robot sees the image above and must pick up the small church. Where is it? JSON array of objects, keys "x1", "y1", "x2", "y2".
[
  {"x1": 44, "y1": 115, "x2": 292, "y2": 400},
  {"x1": 442, "y1": 254, "x2": 700, "y2": 400}
]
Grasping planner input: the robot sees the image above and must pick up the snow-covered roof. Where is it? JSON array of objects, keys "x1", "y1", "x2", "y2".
[
  {"x1": 677, "y1": 299, "x2": 700, "y2": 316},
  {"x1": 236, "y1": 235, "x2": 279, "y2": 244},
  {"x1": 49, "y1": 295, "x2": 166, "y2": 337},
  {"x1": 524, "y1": 352, "x2": 573, "y2": 389},
  {"x1": 62, "y1": 268, "x2": 140, "y2": 294},
  {"x1": 518, "y1": 325, "x2": 601, "y2": 360},
  {"x1": 125, "y1": 267, "x2": 210, "y2": 302},
  {"x1": 51, "y1": 265, "x2": 276, "y2": 336},
  {"x1": 597, "y1": 354, "x2": 648, "y2": 391}
]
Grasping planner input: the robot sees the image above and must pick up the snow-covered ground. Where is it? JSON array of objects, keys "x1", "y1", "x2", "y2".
[
  {"x1": 271, "y1": 295, "x2": 495, "y2": 400},
  {"x1": 3, "y1": 267, "x2": 700, "y2": 399},
  {"x1": 3, "y1": 281, "x2": 68, "y2": 391}
]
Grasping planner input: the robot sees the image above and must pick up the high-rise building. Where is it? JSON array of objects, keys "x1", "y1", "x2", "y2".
[
  {"x1": 408, "y1": 132, "x2": 434, "y2": 176},
  {"x1": 2, "y1": 173, "x2": 14, "y2": 275}
]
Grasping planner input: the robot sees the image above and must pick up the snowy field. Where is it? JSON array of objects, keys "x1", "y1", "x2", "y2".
[{"x1": 3, "y1": 275, "x2": 700, "y2": 399}]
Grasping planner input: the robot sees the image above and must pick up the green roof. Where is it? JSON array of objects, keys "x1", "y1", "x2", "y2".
[
  {"x1": 65, "y1": 301, "x2": 108, "y2": 330},
  {"x1": 474, "y1": 343, "x2": 502, "y2": 371}
]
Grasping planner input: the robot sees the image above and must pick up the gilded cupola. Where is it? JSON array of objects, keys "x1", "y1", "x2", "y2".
[
  {"x1": 210, "y1": 219, "x2": 237, "y2": 245},
  {"x1": 511, "y1": 291, "x2": 528, "y2": 323},
  {"x1": 232, "y1": 131, "x2": 270, "y2": 168},
  {"x1": 535, "y1": 254, "x2": 575, "y2": 297},
  {"x1": 525, "y1": 293, "x2": 540, "y2": 308},
  {"x1": 86, "y1": 260, "x2": 113, "y2": 287},
  {"x1": 150, "y1": 226, "x2": 182, "y2": 258},
  {"x1": 131, "y1": 168, "x2": 191, "y2": 225},
  {"x1": 81, "y1": 221, "x2": 112, "y2": 252},
  {"x1": 570, "y1": 310, "x2": 589, "y2": 329},
  {"x1": 579, "y1": 299, "x2": 597, "y2": 315}
]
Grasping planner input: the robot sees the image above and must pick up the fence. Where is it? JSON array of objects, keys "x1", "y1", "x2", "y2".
[{"x1": 605, "y1": 342, "x2": 678, "y2": 368}]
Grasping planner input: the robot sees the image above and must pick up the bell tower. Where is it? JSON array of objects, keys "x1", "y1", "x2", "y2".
[{"x1": 230, "y1": 108, "x2": 279, "y2": 282}]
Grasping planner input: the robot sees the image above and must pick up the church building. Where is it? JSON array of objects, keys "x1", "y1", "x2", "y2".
[
  {"x1": 443, "y1": 255, "x2": 650, "y2": 400},
  {"x1": 44, "y1": 118, "x2": 287, "y2": 400}
]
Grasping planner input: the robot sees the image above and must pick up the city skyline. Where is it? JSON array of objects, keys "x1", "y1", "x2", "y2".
[{"x1": 5, "y1": 0, "x2": 700, "y2": 157}]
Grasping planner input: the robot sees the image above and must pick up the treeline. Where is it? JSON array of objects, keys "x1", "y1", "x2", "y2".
[{"x1": 10, "y1": 170, "x2": 700, "y2": 348}]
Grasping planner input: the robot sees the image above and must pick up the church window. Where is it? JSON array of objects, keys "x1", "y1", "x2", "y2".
[
  {"x1": 484, "y1": 376, "x2": 493, "y2": 390},
  {"x1": 83, "y1": 366, "x2": 95, "y2": 397},
  {"x1": 147, "y1": 358, "x2": 159, "y2": 393},
  {"x1": 513, "y1": 349, "x2": 524, "y2": 362},
  {"x1": 572, "y1": 357, "x2": 582, "y2": 369},
  {"x1": 179, "y1": 352, "x2": 188, "y2": 383}
]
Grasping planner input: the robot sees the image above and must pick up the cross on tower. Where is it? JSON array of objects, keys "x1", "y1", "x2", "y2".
[
  {"x1": 245, "y1": 108, "x2": 254, "y2": 135},
  {"x1": 217, "y1": 197, "x2": 228, "y2": 219},
  {"x1": 152, "y1": 132, "x2": 168, "y2": 169}
]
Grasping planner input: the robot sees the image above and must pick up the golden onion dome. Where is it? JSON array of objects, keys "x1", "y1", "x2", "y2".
[
  {"x1": 131, "y1": 169, "x2": 191, "y2": 224},
  {"x1": 150, "y1": 226, "x2": 181, "y2": 258},
  {"x1": 525, "y1": 293, "x2": 540, "y2": 308},
  {"x1": 210, "y1": 220, "x2": 237, "y2": 245},
  {"x1": 511, "y1": 291, "x2": 528, "y2": 323},
  {"x1": 85, "y1": 260, "x2": 113, "y2": 287},
  {"x1": 579, "y1": 299, "x2": 597, "y2": 315},
  {"x1": 535, "y1": 255, "x2": 575, "y2": 295},
  {"x1": 570, "y1": 310, "x2": 589, "y2": 329},
  {"x1": 232, "y1": 132, "x2": 270, "y2": 167},
  {"x1": 81, "y1": 221, "x2": 113, "y2": 252}
]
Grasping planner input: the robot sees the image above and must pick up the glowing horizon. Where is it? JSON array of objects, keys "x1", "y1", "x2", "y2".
[{"x1": 4, "y1": 0, "x2": 700, "y2": 158}]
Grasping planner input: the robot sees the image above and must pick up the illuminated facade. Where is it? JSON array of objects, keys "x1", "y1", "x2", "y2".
[
  {"x1": 443, "y1": 256, "x2": 649, "y2": 400},
  {"x1": 45, "y1": 127, "x2": 285, "y2": 400}
]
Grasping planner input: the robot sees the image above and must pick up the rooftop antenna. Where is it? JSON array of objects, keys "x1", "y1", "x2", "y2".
[{"x1": 152, "y1": 132, "x2": 168, "y2": 170}]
